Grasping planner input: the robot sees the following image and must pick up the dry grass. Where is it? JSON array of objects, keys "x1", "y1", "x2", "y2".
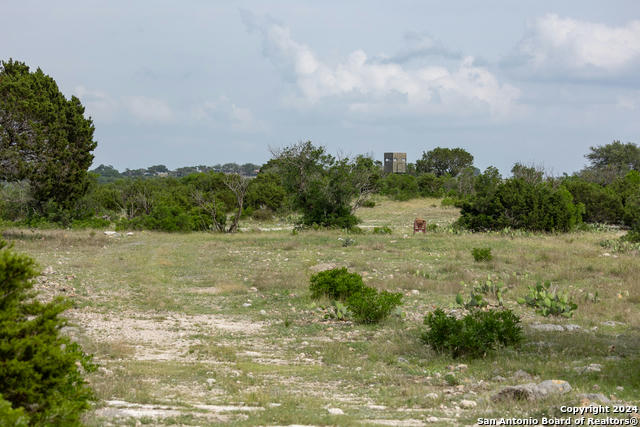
[{"x1": 2, "y1": 197, "x2": 639, "y2": 426}]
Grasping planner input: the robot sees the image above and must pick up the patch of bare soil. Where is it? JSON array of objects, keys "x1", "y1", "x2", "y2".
[
  {"x1": 68, "y1": 309, "x2": 265, "y2": 361},
  {"x1": 93, "y1": 400, "x2": 263, "y2": 424}
]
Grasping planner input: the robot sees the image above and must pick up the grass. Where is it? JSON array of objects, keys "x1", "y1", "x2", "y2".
[{"x1": 2, "y1": 197, "x2": 639, "y2": 425}]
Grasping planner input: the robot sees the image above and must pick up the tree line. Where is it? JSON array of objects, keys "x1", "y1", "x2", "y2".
[{"x1": 1, "y1": 59, "x2": 639, "y2": 233}]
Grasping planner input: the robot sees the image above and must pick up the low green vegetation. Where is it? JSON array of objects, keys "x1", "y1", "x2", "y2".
[
  {"x1": 422, "y1": 308, "x2": 523, "y2": 358},
  {"x1": 471, "y1": 247, "x2": 492, "y2": 262},
  {"x1": 0, "y1": 241, "x2": 95, "y2": 425},
  {"x1": 517, "y1": 280, "x2": 578, "y2": 317},
  {"x1": 309, "y1": 268, "x2": 402, "y2": 324}
]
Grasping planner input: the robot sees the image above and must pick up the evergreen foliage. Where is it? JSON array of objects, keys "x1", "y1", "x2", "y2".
[
  {"x1": 415, "y1": 147, "x2": 474, "y2": 177},
  {"x1": 0, "y1": 241, "x2": 95, "y2": 425},
  {"x1": 422, "y1": 308, "x2": 522, "y2": 358},
  {"x1": 458, "y1": 178, "x2": 584, "y2": 232},
  {"x1": 0, "y1": 59, "x2": 97, "y2": 210},
  {"x1": 309, "y1": 268, "x2": 402, "y2": 324}
]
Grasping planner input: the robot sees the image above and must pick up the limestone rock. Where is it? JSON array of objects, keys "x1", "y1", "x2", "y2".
[{"x1": 493, "y1": 380, "x2": 572, "y2": 401}]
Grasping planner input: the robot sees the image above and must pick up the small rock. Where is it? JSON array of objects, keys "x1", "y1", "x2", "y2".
[
  {"x1": 459, "y1": 400, "x2": 476, "y2": 409},
  {"x1": 530, "y1": 324, "x2": 565, "y2": 332},
  {"x1": 592, "y1": 384, "x2": 600, "y2": 390},
  {"x1": 248, "y1": 287, "x2": 258, "y2": 292},
  {"x1": 125, "y1": 232, "x2": 134, "y2": 236},
  {"x1": 492, "y1": 375, "x2": 507, "y2": 382},
  {"x1": 397, "y1": 357, "x2": 408, "y2": 364},
  {"x1": 573, "y1": 364, "x2": 602, "y2": 373},
  {"x1": 43, "y1": 266, "x2": 55, "y2": 275},
  {"x1": 206, "y1": 378, "x2": 216, "y2": 386},
  {"x1": 104, "y1": 231, "x2": 118, "y2": 236},
  {"x1": 603, "y1": 252, "x2": 611, "y2": 257},
  {"x1": 602, "y1": 320, "x2": 623, "y2": 327},
  {"x1": 564, "y1": 324, "x2": 581, "y2": 331},
  {"x1": 242, "y1": 303, "x2": 252, "y2": 307},
  {"x1": 512, "y1": 370, "x2": 532, "y2": 380},
  {"x1": 455, "y1": 364, "x2": 468, "y2": 371},
  {"x1": 616, "y1": 386, "x2": 624, "y2": 391},
  {"x1": 426, "y1": 393, "x2": 438, "y2": 399},
  {"x1": 577, "y1": 393, "x2": 610, "y2": 404},
  {"x1": 493, "y1": 379, "x2": 571, "y2": 402},
  {"x1": 411, "y1": 289, "x2": 419, "y2": 295},
  {"x1": 327, "y1": 407, "x2": 344, "y2": 415},
  {"x1": 426, "y1": 416, "x2": 439, "y2": 423},
  {"x1": 259, "y1": 310, "x2": 267, "y2": 315}
]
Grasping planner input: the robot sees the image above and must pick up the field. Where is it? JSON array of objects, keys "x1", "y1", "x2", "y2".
[{"x1": 4, "y1": 197, "x2": 639, "y2": 426}]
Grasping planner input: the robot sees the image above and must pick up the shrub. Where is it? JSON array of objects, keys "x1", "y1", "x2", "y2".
[
  {"x1": 309, "y1": 268, "x2": 365, "y2": 300},
  {"x1": 372, "y1": 226, "x2": 392, "y2": 234},
  {"x1": 251, "y1": 207, "x2": 274, "y2": 221},
  {"x1": 308, "y1": 268, "x2": 402, "y2": 323},
  {"x1": 471, "y1": 247, "x2": 492, "y2": 262},
  {"x1": 458, "y1": 179, "x2": 584, "y2": 232},
  {"x1": 0, "y1": 241, "x2": 95, "y2": 424},
  {"x1": 563, "y1": 177, "x2": 624, "y2": 224},
  {"x1": 0, "y1": 395, "x2": 28, "y2": 426},
  {"x1": 346, "y1": 287, "x2": 403, "y2": 324},
  {"x1": 622, "y1": 223, "x2": 640, "y2": 243},
  {"x1": 361, "y1": 199, "x2": 376, "y2": 208},
  {"x1": 422, "y1": 308, "x2": 523, "y2": 358},
  {"x1": 440, "y1": 196, "x2": 458, "y2": 207},
  {"x1": 379, "y1": 174, "x2": 419, "y2": 201},
  {"x1": 517, "y1": 281, "x2": 577, "y2": 317}
]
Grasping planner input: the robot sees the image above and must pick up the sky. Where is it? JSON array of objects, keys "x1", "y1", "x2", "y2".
[{"x1": 2, "y1": 1, "x2": 640, "y2": 175}]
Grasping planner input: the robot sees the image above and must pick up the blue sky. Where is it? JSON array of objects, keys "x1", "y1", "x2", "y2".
[{"x1": 2, "y1": 1, "x2": 639, "y2": 174}]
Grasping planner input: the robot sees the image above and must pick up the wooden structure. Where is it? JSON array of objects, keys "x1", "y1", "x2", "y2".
[
  {"x1": 384, "y1": 152, "x2": 407, "y2": 174},
  {"x1": 413, "y1": 218, "x2": 426, "y2": 234}
]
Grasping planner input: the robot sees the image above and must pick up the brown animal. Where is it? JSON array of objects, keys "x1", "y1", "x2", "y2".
[{"x1": 413, "y1": 218, "x2": 426, "y2": 234}]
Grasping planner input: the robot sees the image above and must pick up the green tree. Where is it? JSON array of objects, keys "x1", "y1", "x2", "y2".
[
  {"x1": 0, "y1": 59, "x2": 97, "y2": 210},
  {"x1": 90, "y1": 164, "x2": 122, "y2": 184},
  {"x1": 458, "y1": 178, "x2": 583, "y2": 232},
  {"x1": 415, "y1": 147, "x2": 474, "y2": 177},
  {"x1": 511, "y1": 162, "x2": 544, "y2": 184},
  {"x1": 586, "y1": 140, "x2": 640, "y2": 172},
  {"x1": 269, "y1": 141, "x2": 375, "y2": 228},
  {"x1": 0, "y1": 241, "x2": 95, "y2": 425},
  {"x1": 581, "y1": 141, "x2": 640, "y2": 184}
]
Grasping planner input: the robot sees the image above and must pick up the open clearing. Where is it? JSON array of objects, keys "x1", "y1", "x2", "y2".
[{"x1": 4, "y1": 197, "x2": 639, "y2": 426}]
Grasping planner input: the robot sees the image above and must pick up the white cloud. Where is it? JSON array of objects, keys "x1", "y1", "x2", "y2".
[
  {"x1": 73, "y1": 85, "x2": 118, "y2": 121},
  {"x1": 617, "y1": 91, "x2": 640, "y2": 110},
  {"x1": 245, "y1": 16, "x2": 519, "y2": 117},
  {"x1": 193, "y1": 97, "x2": 268, "y2": 133},
  {"x1": 123, "y1": 96, "x2": 174, "y2": 123},
  {"x1": 508, "y1": 14, "x2": 640, "y2": 76}
]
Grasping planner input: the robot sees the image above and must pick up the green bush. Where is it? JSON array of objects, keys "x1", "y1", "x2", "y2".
[
  {"x1": 0, "y1": 241, "x2": 95, "y2": 425},
  {"x1": 622, "y1": 223, "x2": 640, "y2": 243},
  {"x1": 251, "y1": 207, "x2": 274, "y2": 221},
  {"x1": 471, "y1": 247, "x2": 492, "y2": 262},
  {"x1": 517, "y1": 281, "x2": 578, "y2": 317},
  {"x1": 379, "y1": 174, "x2": 419, "y2": 201},
  {"x1": 309, "y1": 268, "x2": 365, "y2": 300},
  {"x1": 309, "y1": 268, "x2": 402, "y2": 323},
  {"x1": 458, "y1": 179, "x2": 584, "y2": 232},
  {"x1": 0, "y1": 395, "x2": 28, "y2": 426},
  {"x1": 372, "y1": 226, "x2": 392, "y2": 234},
  {"x1": 422, "y1": 308, "x2": 523, "y2": 358},
  {"x1": 563, "y1": 177, "x2": 624, "y2": 224},
  {"x1": 346, "y1": 287, "x2": 403, "y2": 324}
]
